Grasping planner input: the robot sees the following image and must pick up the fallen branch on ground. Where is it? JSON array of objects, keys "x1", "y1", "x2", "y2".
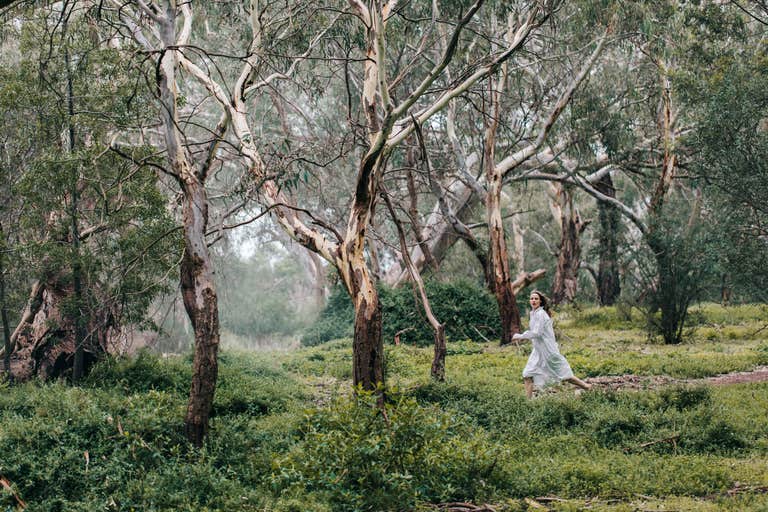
[
  {"x1": 0, "y1": 475, "x2": 27, "y2": 509},
  {"x1": 624, "y1": 435, "x2": 679, "y2": 453}
]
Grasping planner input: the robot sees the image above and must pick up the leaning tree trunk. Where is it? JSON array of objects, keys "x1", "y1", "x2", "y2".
[
  {"x1": 595, "y1": 173, "x2": 621, "y2": 305},
  {"x1": 551, "y1": 185, "x2": 587, "y2": 306},
  {"x1": 178, "y1": 177, "x2": 221, "y2": 447},
  {"x1": 383, "y1": 184, "x2": 446, "y2": 381}
]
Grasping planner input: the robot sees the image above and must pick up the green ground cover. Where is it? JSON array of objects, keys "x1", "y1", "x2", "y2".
[{"x1": 1, "y1": 304, "x2": 767, "y2": 511}]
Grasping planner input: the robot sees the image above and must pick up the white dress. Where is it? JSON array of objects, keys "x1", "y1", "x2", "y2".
[{"x1": 518, "y1": 307, "x2": 574, "y2": 388}]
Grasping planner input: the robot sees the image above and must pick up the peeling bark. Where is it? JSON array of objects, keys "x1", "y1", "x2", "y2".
[
  {"x1": 484, "y1": 56, "x2": 521, "y2": 345},
  {"x1": 551, "y1": 185, "x2": 588, "y2": 305},
  {"x1": 342, "y1": 240, "x2": 385, "y2": 391},
  {"x1": 178, "y1": 178, "x2": 220, "y2": 446}
]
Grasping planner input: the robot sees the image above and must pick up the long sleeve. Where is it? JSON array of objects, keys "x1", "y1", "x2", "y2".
[{"x1": 516, "y1": 309, "x2": 547, "y2": 341}]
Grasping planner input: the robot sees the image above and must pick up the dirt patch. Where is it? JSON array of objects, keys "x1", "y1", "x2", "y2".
[
  {"x1": 697, "y1": 366, "x2": 768, "y2": 385},
  {"x1": 584, "y1": 366, "x2": 768, "y2": 391}
]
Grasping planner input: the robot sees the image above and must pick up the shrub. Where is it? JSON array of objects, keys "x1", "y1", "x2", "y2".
[
  {"x1": 301, "y1": 280, "x2": 499, "y2": 347},
  {"x1": 84, "y1": 350, "x2": 191, "y2": 395},
  {"x1": 272, "y1": 392, "x2": 505, "y2": 511},
  {"x1": 658, "y1": 385, "x2": 712, "y2": 411},
  {"x1": 679, "y1": 413, "x2": 748, "y2": 455}
]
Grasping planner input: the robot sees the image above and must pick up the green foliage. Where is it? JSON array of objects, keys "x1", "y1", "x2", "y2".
[
  {"x1": 300, "y1": 285, "x2": 354, "y2": 346},
  {"x1": 86, "y1": 351, "x2": 306, "y2": 418},
  {"x1": 272, "y1": 392, "x2": 504, "y2": 511},
  {"x1": 302, "y1": 280, "x2": 498, "y2": 347},
  {"x1": 0, "y1": 6, "x2": 178, "y2": 357},
  {"x1": 85, "y1": 350, "x2": 191, "y2": 395}
]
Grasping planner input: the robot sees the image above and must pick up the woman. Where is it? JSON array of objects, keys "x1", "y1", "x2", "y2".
[{"x1": 513, "y1": 290, "x2": 591, "y2": 398}]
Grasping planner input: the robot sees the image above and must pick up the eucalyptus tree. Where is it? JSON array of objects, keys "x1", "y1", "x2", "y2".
[
  {"x1": 685, "y1": 1, "x2": 768, "y2": 301},
  {"x1": 110, "y1": 0, "x2": 565, "y2": 396},
  {"x1": 515, "y1": 1, "x2": 751, "y2": 342},
  {"x1": 0, "y1": 2, "x2": 178, "y2": 378},
  {"x1": 379, "y1": 1, "x2": 614, "y2": 340}
]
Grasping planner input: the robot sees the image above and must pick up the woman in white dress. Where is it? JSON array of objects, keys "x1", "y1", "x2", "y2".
[{"x1": 512, "y1": 290, "x2": 591, "y2": 398}]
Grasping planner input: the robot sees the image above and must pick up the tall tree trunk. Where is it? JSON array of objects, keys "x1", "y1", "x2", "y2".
[
  {"x1": 647, "y1": 65, "x2": 680, "y2": 344},
  {"x1": 0, "y1": 224, "x2": 11, "y2": 379},
  {"x1": 487, "y1": 185, "x2": 520, "y2": 344},
  {"x1": 551, "y1": 185, "x2": 587, "y2": 305},
  {"x1": 178, "y1": 178, "x2": 220, "y2": 447},
  {"x1": 595, "y1": 173, "x2": 621, "y2": 305},
  {"x1": 485, "y1": 70, "x2": 521, "y2": 344},
  {"x1": 64, "y1": 12, "x2": 88, "y2": 382},
  {"x1": 153, "y1": 1, "x2": 222, "y2": 445}
]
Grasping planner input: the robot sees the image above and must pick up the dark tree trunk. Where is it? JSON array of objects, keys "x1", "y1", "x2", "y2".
[
  {"x1": 595, "y1": 174, "x2": 621, "y2": 305},
  {"x1": 720, "y1": 273, "x2": 732, "y2": 306},
  {"x1": 551, "y1": 186, "x2": 587, "y2": 306},
  {"x1": 0, "y1": 225, "x2": 11, "y2": 379},
  {"x1": 487, "y1": 172, "x2": 521, "y2": 344},
  {"x1": 430, "y1": 323, "x2": 447, "y2": 381},
  {"x1": 344, "y1": 251, "x2": 385, "y2": 392},
  {"x1": 64, "y1": 18, "x2": 88, "y2": 383},
  {"x1": 178, "y1": 179, "x2": 220, "y2": 447},
  {"x1": 12, "y1": 280, "x2": 106, "y2": 381}
]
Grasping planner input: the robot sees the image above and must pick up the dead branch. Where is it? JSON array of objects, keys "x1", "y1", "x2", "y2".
[
  {"x1": 624, "y1": 435, "x2": 679, "y2": 453},
  {"x1": 393, "y1": 327, "x2": 414, "y2": 345},
  {"x1": 0, "y1": 475, "x2": 27, "y2": 510}
]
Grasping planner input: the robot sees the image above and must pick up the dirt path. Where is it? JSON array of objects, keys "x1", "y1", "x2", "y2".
[{"x1": 584, "y1": 365, "x2": 768, "y2": 391}]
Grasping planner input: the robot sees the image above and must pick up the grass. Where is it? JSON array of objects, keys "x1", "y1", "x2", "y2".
[{"x1": 0, "y1": 303, "x2": 767, "y2": 511}]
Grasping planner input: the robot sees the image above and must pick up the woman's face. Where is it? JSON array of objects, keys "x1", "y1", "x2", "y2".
[{"x1": 529, "y1": 293, "x2": 541, "y2": 309}]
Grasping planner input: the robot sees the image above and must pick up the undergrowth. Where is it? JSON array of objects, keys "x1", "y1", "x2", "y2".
[{"x1": 0, "y1": 304, "x2": 766, "y2": 511}]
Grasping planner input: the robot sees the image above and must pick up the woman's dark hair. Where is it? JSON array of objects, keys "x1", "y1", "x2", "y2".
[{"x1": 531, "y1": 290, "x2": 551, "y2": 316}]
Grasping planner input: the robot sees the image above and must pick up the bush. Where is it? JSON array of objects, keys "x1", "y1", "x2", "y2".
[
  {"x1": 84, "y1": 350, "x2": 191, "y2": 395},
  {"x1": 658, "y1": 385, "x2": 712, "y2": 411},
  {"x1": 272, "y1": 392, "x2": 505, "y2": 511},
  {"x1": 301, "y1": 280, "x2": 499, "y2": 347}
]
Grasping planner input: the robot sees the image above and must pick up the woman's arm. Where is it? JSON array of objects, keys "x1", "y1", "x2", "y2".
[{"x1": 512, "y1": 311, "x2": 544, "y2": 341}]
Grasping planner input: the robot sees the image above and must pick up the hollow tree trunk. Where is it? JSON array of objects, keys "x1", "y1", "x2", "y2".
[
  {"x1": 595, "y1": 173, "x2": 621, "y2": 306},
  {"x1": 551, "y1": 185, "x2": 587, "y2": 306},
  {"x1": 178, "y1": 178, "x2": 220, "y2": 447},
  {"x1": 11, "y1": 279, "x2": 108, "y2": 381}
]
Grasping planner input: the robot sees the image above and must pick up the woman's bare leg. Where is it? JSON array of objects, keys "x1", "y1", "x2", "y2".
[
  {"x1": 524, "y1": 377, "x2": 534, "y2": 399},
  {"x1": 565, "y1": 376, "x2": 591, "y2": 391}
]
